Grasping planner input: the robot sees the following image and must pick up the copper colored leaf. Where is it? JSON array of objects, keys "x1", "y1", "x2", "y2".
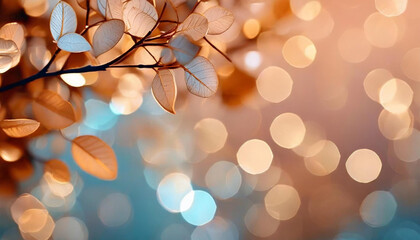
[
  {"x1": 203, "y1": 6, "x2": 234, "y2": 35},
  {"x1": 0, "y1": 119, "x2": 40, "y2": 138},
  {"x1": 123, "y1": 0, "x2": 158, "y2": 38},
  {"x1": 71, "y1": 135, "x2": 118, "y2": 180},
  {"x1": 0, "y1": 22, "x2": 25, "y2": 51},
  {"x1": 152, "y1": 69, "x2": 177, "y2": 114},
  {"x1": 0, "y1": 38, "x2": 20, "y2": 68},
  {"x1": 44, "y1": 159, "x2": 71, "y2": 182},
  {"x1": 49, "y1": 1, "x2": 77, "y2": 42},
  {"x1": 0, "y1": 55, "x2": 13, "y2": 73},
  {"x1": 92, "y1": 19, "x2": 125, "y2": 57},
  {"x1": 178, "y1": 13, "x2": 209, "y2": 41},
  {"x1": 185, "y1": 56, "x2": 218, "y2": 97},
  {"x1": 32, "y1": 90, "x2": 76, "y2": 129},
  {"x1": 106, "y1": 0, "x2": 124, "y2": 20}
]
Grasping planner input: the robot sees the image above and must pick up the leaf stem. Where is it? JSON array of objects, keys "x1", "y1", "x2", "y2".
[
  {"x1": 0, "y1": 2, "x2": 169, "y2": 93},
  {"x1": 203, "y1": 37, "x2": 232, "y2": 62}
]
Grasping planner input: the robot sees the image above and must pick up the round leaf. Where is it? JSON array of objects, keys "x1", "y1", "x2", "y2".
[
  {"x1": 0, "y1": 22, "x2": 25, "y2": 51},
  {"x1": 0, "y1": 119, "x2": 40, "y2": 138},
  {"x1": 152, "y1": 69, "x2": 177, "y2": 114},
  {"x1": 50, "y1": 1, "x2": 78, "y2": 42},
  {"x1": 0, "y1": 55, "x2": 12, "y2": 73},
  {"x1": 203, "y1": 6, "x2": 234, "y2": 35},
  {"x1": 123, "y1": 0, "x2": 158, "y2": 37},
  {"x1": 0, "y1": 38, "x2": 20, "y2": 68},
  {"x1": 57, "y1": 33, "x2": 92, "y2": 53},
  {"x1": 71, "y1": 135, "x2": 118, "y2": 180},
  {"x1": 178, "y1": 13, "x2": 209, "y2": 41},
  {"x1": 93, "y1": 19, "x2": 125, "y2": 57},
  {"x1": 169, "y1": 34, "x2": 200, "y2": 65},
  {"x1": 106, "y1": 0, "x2": 124, "y2": 20},
  {"x1": 32, "y1": 90, "x2": 76, "y2": 129},
  {"x1": 185, "y1": 56, "x2": 218, "y2": 97}
]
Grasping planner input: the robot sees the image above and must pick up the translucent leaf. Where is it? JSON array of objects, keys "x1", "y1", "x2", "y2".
[
  {"x1": 93, "y1": 19, "x2": 125, "y2": 57},
  {"x1": 32, "y1": 90, "x2": 76, "y2": 129},
  {"x1": 123, "y1": 0, "x2": 158, "y2": 37},
  {"x1": 106, "y1": 0, "x2": 123, "y2": 20},
  {"x1": 185, "y1": 56, "x2": 218, "y2": 97},
  {"x1": 57, "y1": 33, "x2": 92, "y2": 53},
  {"x1": 50, "y1": 1, "x2": 77, "y2": 42},
  {"x1": 97, "y1": 0, "x2": 107, "y2": 16},
  {"x1": 160, "y1": 47, "x2": 175, "y2": 64},
  {"x1": 0, "y1": 119, "x2": 40, "y2": 138},
  {"x1": 178, "y1": 13, "x2": 208, "y2": 41},
  {"x1": 0, "y1": 22, "x2": 25, "y2": 51},
  {"x1": 152, "y1": 69, "x2": 177, "y2": 114},
  {"x1": 0, "y1": 38, "x2": 20, "y2": 68},
  {"x1": 44, "y1": 159, "x2": 71, "y2": 182},
  {"x1": 203, "y1": 6, "x2": 234, "y2": 35},
  {"x1": 0, "y1": 55, "x2": 12, "y2": 73},
  {"x1": 71, "y1": 135, "x2": 118, "y2": 180},
  {"x1": 169, "y1": 34, "x2": 200, "y2": 65}
]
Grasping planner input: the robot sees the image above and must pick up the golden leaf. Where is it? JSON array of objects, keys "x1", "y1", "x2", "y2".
[
  {"x1": 32, "y1": 90, "x2": 76, "y2": 129},
  {"x1": 152, "y1": 69, "x2": 177, "y2": 114},
  {"x1": 0, "y1": 119, "x2": 40, "y2": 138},
  {"x1": 71, "y1": 135, "x2": 118, "y2": 180}
]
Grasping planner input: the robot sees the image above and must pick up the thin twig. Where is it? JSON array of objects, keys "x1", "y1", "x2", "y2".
[
  {"x1": 0, "y1": 2, "x2": 169, "y2": 93},
  {"x1": 85, "y1": 0, "x2": 90, "y2": 27},
  {"x1": 203, "y1": 37, "x2": 232, "y2": 62}
]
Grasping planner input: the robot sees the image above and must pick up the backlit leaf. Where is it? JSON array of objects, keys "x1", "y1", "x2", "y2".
[
  {"x1": 44, "y1": 159, "x2": 71, "y2": 182},
  {"x1": 106, "y1": 0, "x2": 124, "y2": 20},
  {"x1": 185, "y1": 56, "x2": 218, "y2": 97},
  {"x1": 169, "y1": 34, "x2": 200, "y2": 65},
  {"x1": 123, "y1": 0, "x2": 158, "y2": 37},
  {"x1": 32, "y1": 90, "x2": 76, "y2": 129},
  {"x1": 97, "y1": 0, "x2": 107, "y2": 16},
  {"x1": 71, "y1": 135, "x2": 118, "y2": 180},
  {"x1": 50, "y1": 1, "x2": 77, "y2": 42},
  {"x1": 92, "y1": 19, "x2": 125, "y2": 57},
  {"x1": 203, "y1": 6, "x2": 234, "y2": 35},
  {"x1": 152, "y1": 69, "x2": 177, "y2": 114},
  {"x1": 57, "y1": 33, "x2": 92, "y2": 53},
  {"x1": 0, "y1": 38, "x2": 20, "y2": 68},
  {"x1": 0, "y1": 22, "x2": 25, "y2": 51},
  {"x1": 0, "y1": 55, "x2": 12, "y2": 73},
  {"x1": 160, "y1": 47, "x2": 175, "y2": 64},
  {"x1": 0, "y1": 119, "x2": 40, "y2": 138},
  {"x1": 178, "y1": 13, "x2": 209, "y2": 41}
]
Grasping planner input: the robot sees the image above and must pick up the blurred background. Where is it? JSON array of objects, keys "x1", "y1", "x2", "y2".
[{"x1": 2, "y1": 0, "x2": 420, "y2": 239}]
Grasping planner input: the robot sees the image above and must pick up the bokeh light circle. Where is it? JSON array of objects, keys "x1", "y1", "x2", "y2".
[
  {"x1": 181, "y1": 190, "x2": 217, "y2": 226},
  {"x1": 270, "y1": 112, "x2": 306, "y2": 149},
  {"x1": 264, "y1": 184, "x2": 301, "y2": 220},
  {"x1": 282, "y1": 35, "x2": 316, "y2": 68},
  {"x1": 237, "y1": 139, "x2": 273, "y2": 175},
  {"x1": 157, "y1": 173, "x2": 193, "y2": 213},
  {"x1": 360, "y1": 191, "x2": 397, "y2": 227},
  {"x1": 346, "y1": 149, "x2": 382, "y2": 183},
  {"x1": 256, "y1": 66, "x2": 293, "y2": 103}
]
